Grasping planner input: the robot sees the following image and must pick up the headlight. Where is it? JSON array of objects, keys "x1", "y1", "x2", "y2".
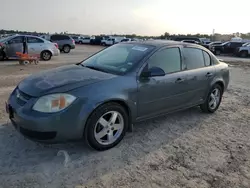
[{"x1": 33, "y1": 93, "x2": 76, "y2": 113}]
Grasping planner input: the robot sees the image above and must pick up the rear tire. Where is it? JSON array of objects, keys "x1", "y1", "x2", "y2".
[
  {"x1": 40, "y1": 50, "x2": 52, "y2": 61},
  {"x1": 63, "y1": 45, "x2": 71, "y2": 53},
  {"x1": 79, "y1": 41, "x2": 83, "y2": 45},
  {"x1": 85, "y1": 102, "x2": 128, "y2": 151},
  {"x1": 200, "y1": 84, "x2": 223, "y2": 113}
]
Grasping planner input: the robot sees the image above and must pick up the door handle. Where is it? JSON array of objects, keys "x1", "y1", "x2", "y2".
[
  {"x1": 206, "y1": 72, "x2": 213, "y2": 77},
  {"x1": 175, "y1": 78, "x2": 185, "y2": 83}
]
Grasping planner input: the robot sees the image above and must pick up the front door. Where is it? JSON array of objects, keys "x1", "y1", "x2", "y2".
[
  {"x1": 137, "y1": 46, "x2": 190, "y2": 119},
  {"x1": 5, "y1": 36, "x2": 24, "y2": 58}
]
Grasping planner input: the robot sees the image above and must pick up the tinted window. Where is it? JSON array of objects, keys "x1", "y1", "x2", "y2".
[
  {"x1": 183, "y1": 48, "x2": 205, "y2": 70},
  {"x1": 8, "y1": 36, "x2": 24, "y2": 44},
  {"x1": 81, "y1": 44, "x2": 154, "y2": 75},
  {"x1": 148, "y1": 47, "x2": 181, "y2": 73},
  {"x1": 203, "y1": 51, "x2": 211, "y2": 66},
  {"x1": 51, "y1": 35, "x2": 69, "y2": 41},
  {"x1": 27, "y1": 37, "x2": 44, "y2": 43}
]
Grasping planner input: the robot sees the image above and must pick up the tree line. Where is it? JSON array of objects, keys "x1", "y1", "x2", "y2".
[{"x1": 1, "y1": 29, "x2": 250, "y2": 40}]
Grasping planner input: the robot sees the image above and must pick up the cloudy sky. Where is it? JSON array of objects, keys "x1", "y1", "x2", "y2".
[{"x1": 1, "y1": 0, "x2": 249, "y2": 36}]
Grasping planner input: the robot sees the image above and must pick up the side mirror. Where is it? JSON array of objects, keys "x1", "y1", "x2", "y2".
[{"x1": 141, "y1": 66, "x2": 165, "y2": 77}]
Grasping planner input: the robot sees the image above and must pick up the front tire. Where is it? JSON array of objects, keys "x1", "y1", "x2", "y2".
[
  {"x1": 200, "y1": 84, "x2": 223, "y2": 113},
  {"x1": 85, "y1": 103, "x2": 128, "y2": 151}
]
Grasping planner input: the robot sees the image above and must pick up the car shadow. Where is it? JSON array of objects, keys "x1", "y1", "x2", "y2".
[{"x1": 0, "y1": 106, "x2": 212, "y2": 186}]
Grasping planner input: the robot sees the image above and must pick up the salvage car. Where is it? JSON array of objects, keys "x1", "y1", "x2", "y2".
[
  {"x1": 6, "y1": 40, "x2": 230, "y2": 151},
  {"x1": 0, "y1": 34, "x2": 60, "y2": 61}
]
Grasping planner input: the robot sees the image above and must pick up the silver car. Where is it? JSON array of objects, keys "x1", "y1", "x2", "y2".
[{"x1": 0, "y1": 35, "x2": 60, "y2": 61}]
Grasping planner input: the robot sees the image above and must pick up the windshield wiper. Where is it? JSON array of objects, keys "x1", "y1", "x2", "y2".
[{"x1": 80, "y1": 64, "x2": 108, "y2": 73}]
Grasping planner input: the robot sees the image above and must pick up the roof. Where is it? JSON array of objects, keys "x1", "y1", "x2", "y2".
[{"x1": 126, "y1": 39, "x2": 203, "y2": 48}]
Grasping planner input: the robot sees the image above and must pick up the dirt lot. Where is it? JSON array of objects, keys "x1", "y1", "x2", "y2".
[{"x1": 0, "y1": 45, "x2": 250, "y2": 188}]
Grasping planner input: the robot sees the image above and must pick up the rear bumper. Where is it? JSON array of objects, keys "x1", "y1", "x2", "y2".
[{"x1": 52, "y1": 49, "x2": 60, "y2": 56}]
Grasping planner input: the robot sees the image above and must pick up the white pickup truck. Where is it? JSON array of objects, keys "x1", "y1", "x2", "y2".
[
  {"x1": 101, "y1": 36, "x2": 126, "y2": 46},
  {"x1": 235, "y1": 43, "x2": 250, "y2": 58}
]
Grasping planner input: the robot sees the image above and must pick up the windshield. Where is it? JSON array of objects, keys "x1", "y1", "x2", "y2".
[
  {"x1": 81, "y1": 43, "x2": 154, "y2": 75},
  {"x1": 0, "y1": 35, "x2": 17, "y2": 43}
]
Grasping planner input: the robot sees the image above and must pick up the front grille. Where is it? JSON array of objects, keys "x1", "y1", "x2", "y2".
[{"x1": 16, "y1": 88, "x2": 32, "y2": 106}]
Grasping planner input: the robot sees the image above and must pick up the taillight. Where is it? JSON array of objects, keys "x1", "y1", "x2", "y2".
[
  {"x1": 54, "y1": 43, "x2": 58, "y2": 49},
  {"x1": 72, "y1": 39, "x2": 75, "y2": 44}
]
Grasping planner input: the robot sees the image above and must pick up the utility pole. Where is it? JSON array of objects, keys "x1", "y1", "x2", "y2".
[{"x1": 212, "y1": 29, "x2": 215, "y2": 41}]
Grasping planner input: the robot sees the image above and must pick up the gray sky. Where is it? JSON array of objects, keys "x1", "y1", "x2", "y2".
[{"x1": 1, "y1": 0, "x2": 249, "y2": 36}]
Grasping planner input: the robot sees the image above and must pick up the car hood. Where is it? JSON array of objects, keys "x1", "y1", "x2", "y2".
[{"x1": 18, "y1": 64, "x2": 116, "y2": 97}]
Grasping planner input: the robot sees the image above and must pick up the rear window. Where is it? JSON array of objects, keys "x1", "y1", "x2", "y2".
[{"x1": 51, "y1": 35, "x2": 70, "y2": 41}]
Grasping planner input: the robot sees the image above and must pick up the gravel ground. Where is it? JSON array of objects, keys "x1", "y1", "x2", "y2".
[{"x1": 0, "y1": 45, "x2": 250, "y2": 188}]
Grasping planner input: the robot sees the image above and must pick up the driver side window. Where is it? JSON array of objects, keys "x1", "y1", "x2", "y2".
[{"x1": 147, "y1": 47, "x2": 181, "y2": 74}]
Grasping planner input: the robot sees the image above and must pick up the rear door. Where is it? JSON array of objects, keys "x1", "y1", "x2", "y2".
[
  {"x1": 27, "y1": 36, "x2": 45, "y2": 55},
  {"x1": 182, "y1": 47, "x2": 216, "y2": 105},
  {"x1": 5, "y1": 36, "x2": 24, "y2": 57}
]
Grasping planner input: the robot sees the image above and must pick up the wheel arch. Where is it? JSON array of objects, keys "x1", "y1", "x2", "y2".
[
  {"x1": 83, "y1": 98, "x2": 134, "y2": 136},
  {"x1": 211, "y1": 79, "x2": 225, "y2": 93}
]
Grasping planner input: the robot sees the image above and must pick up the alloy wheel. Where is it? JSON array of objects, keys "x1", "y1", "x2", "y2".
[
  {"x1": 94, "y1": 111, "x2": 124, "y2": 145},
  {"x1": 208, "y1": 88, "x2": 221, "y2": 110}
]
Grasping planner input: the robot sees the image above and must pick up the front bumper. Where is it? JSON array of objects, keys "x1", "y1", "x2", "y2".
[{"x1": 6, "y1": 88, "x2": 87, "y2": 143}]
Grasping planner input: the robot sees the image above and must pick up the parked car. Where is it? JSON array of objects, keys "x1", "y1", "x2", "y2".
[
  {"x1": 235, "y1": 43, "x2": 250, "y2": 57},
  {"x1": 90, "y1": 36, "x2": 103, "y2": 45},
  {"x1": 73, "y1": 36, "x2": 91, "y2": 44},
  {"x1": 203, "y1": 41, "x2": 222, "y2": 50},
  {"x1": 72, "y1": 36, "x2": 80, "y2": 44},
  {"x1": 181, "y1": 40, "x2": 200, "y2": 44},
  {"x1": 101, "y1": 38, "x2": 115, "y2": 46},
  {"x1": 40, "y1": 34, "x2": 75, "y2": 53},
  {"x1": 78, "y1": 36, "x2": 91, "y2": 44},
  {"x1": 121, "y1": 38, "x2": 132, "y2": 42},
  {"x1": 101, "y1": 36, "x2": 126, "y2": 46},
  {"x1": 171, "y1": 36, "x2": 202, "y2": 44},
  {"x1": 211, "y1": 41, "x2": 245, "y2": 55},
  {"x1": 6, "y1": 41, "x2": 229, "y2": 151},
  {"x1": 0, "y1": 34, "x2": 59, "y2": 61}
]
